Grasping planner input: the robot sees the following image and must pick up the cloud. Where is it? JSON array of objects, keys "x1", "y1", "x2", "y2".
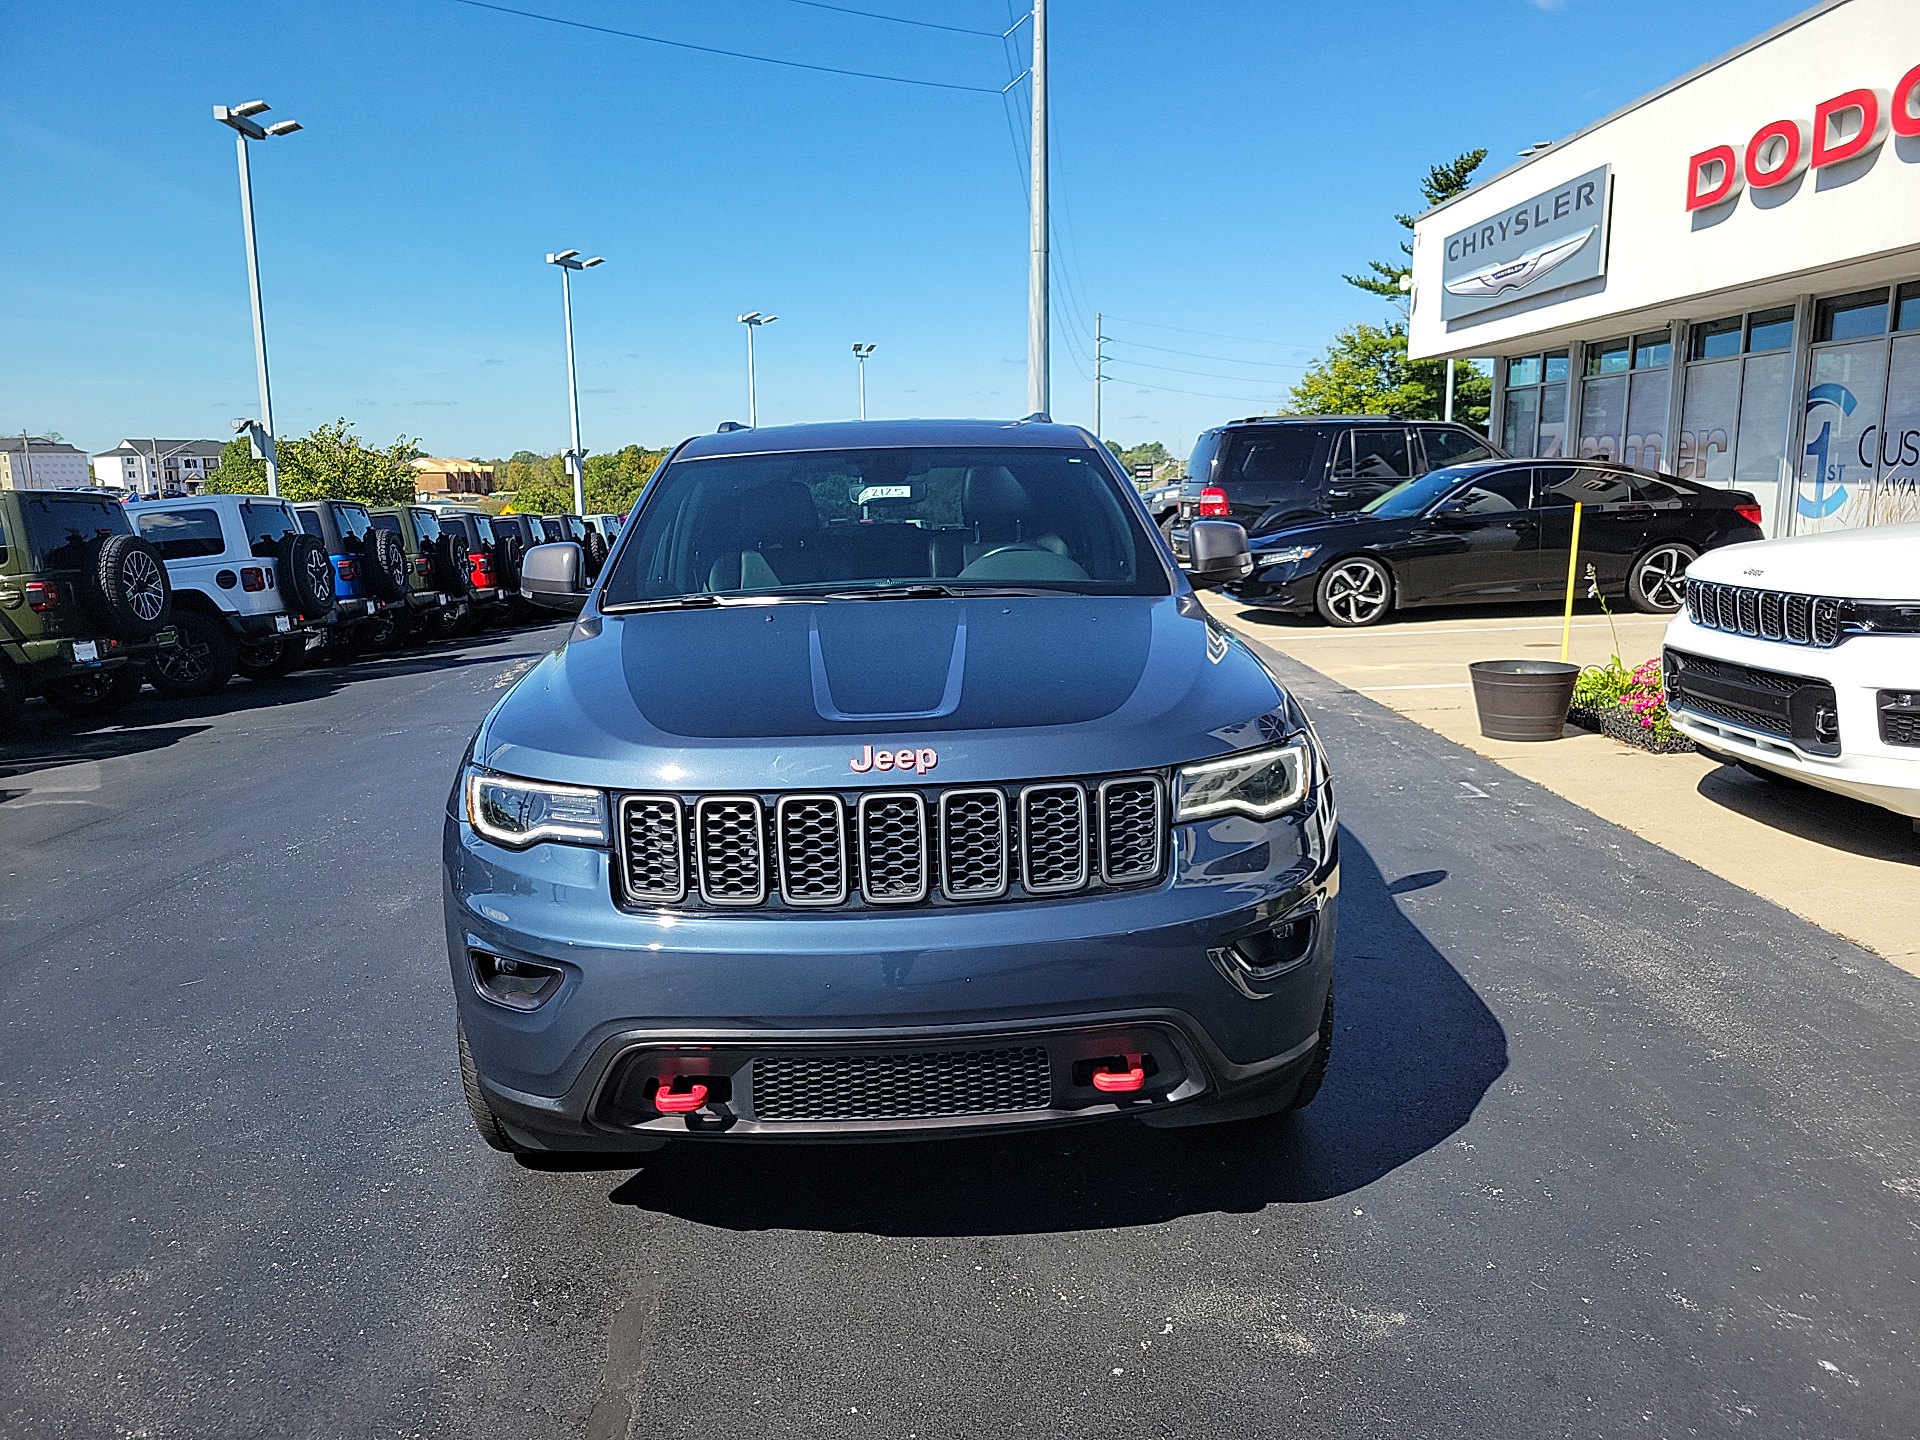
[
  {"x1": 481, "y1": 358, "x2": 504, "y2": 366},
  {"x1": 412, "y1": 399, "x2": 459, "y2": 407}
]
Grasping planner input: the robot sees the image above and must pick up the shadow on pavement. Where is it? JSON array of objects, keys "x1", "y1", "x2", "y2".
[
  {"x1": 601, "y1": 833, "x2": 1507, "y2": 1236},
  {"x1": 0, "y1": 624, "x2": 565, "y2": 774},
  {"x1": 1227, "y1": 595, "x2": 1623, "y2": 631},
  {"x1": 1694, "y1": 760, "x2": 1919, "y2": 862}
]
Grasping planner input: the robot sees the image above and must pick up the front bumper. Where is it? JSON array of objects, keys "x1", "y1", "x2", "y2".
[
  {"x1": 445, "y1": 795, "x2": 1338, "y2": 1147},
  {"x1": 1224, "y1": 565, "x2": 1319, "y2": 612},
  {"x1": 1664, "y1": 614, "x2": 1920, "y2": 819}
]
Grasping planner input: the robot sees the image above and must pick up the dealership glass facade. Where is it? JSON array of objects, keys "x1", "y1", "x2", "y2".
[{"x1": 1485, "y1": 277, "x2": 1920, "y2": 537}]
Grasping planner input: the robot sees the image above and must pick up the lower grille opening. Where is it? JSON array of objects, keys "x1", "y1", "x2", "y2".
[
  {"x1": 1881, "y1": 691, "x2": 1920, "y2": 748},
  {"x1": 751, "y1": 1046, "x2": 1053, "y2": 1122}
]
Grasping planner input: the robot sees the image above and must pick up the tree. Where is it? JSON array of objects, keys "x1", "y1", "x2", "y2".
[
  {"x1": 1287, "y1": 324, "x2": 1490, "y2": 428},
  {"x1": 1345, "y1": 149, "x2": 1489, "y2": 305},
  {"x1": 205, "y1": 418, "x2": 422, "y2": 504},
  {"x1": 498, "y1": 444, "x2": 667, "y2": 516}
]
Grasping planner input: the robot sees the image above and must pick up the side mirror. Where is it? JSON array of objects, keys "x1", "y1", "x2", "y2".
[
  {"x1": 1429, "y1": 505, "x2": 1476, "y2": 527},
  {"x1": 1181, "y1": 519, "x2": 1253, "y2": 590},
  {"x1": 521, "y1": 541, "x2": 588, "y2": 613}
]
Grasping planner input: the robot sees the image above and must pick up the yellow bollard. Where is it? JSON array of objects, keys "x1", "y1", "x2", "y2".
[{"x1": 1560, "y1": 500, "x2": 1583, "y2": 663}]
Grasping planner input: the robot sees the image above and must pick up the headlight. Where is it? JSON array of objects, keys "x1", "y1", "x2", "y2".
[
  {"x1": 464, "y1": 767, "x2": 610, "y2": 848},
  {"x1": 1255, "y1": 545, "x2": 1319, "y2": 567},
  {"x1": 1175, "y1": 742, "x2": 1310, "y2": 821}
]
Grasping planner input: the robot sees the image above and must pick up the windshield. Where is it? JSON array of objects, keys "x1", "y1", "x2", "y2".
[
  {"x1": 598, "y1": 446, "x2": 1167, "y2": 606},
  {"x1": 20, "y1": 495, "x2": 131, "y2": 569},
  {"x1": 1362, "y1": 465, "x2": 1482, "y2": 519}
]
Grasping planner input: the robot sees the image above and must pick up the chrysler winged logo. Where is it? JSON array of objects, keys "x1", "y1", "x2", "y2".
[
  {"x1": 1443, "y1": 226, "x2": 1597, "y2": 300},
  {"x1": 850, "y1": 744, "x2": 938, "y2": 775}
]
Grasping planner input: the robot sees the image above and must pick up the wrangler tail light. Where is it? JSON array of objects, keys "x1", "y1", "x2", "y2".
[
  {"x1": 1198, "y1": 486, "x2": 1229, "y2": 518},
  {"x1": 241, "y1": 567, "x2": 266, "y2": 591},
  {"x1": 1735, "y1": 501, "x2": 1764, "y2": 526},
  {"x1": 25, "y1": 580, "x2": 61, "y2": 612},
  {"x1": 413, "y1": 556, "x2": 432, "y2": 576},
  {"x1": 337, "y1": 558, "x2": 358, "y2": 582}
]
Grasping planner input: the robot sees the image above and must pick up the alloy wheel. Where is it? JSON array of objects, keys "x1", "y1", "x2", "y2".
[
  {"x1": 156, "y1": 631, "x2": 212, "y2": 684},
  {"x1": 1634, "y1": 545, "x2": 1691, "y2": 611},
  {"x1": 1322, "y1": 559, "x2": 1390, "y2": 625},
  {"x1": 122, "y1": 549, "x2": 168, "y2": 623}
]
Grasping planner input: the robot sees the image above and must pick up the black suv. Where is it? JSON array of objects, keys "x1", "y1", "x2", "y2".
[
  {"x1": 0, "y1": 489, "x2": 177, "y2": 730},
  {"x1": 1172, "y1": 416, "x2": 1505, "y2": 546}
]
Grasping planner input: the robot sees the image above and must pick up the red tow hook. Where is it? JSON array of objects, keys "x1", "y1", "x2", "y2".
[
  {"x1": 654, "y1": 1079, "x2": 709, "y2": 1114},
  {"x1": 1091, "y1": 1058, "x2": 1147, "y2": 1094}
]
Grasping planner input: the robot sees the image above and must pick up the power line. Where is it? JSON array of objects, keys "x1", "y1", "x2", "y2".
[
  {"x1": 1114, "y1": 376, "x2": 1276, "y2": 405},
  {"x1": 1105, "y1": 312, "x2": 1327, "y2": 351},
  {"x1": 767, "y1": 0, "x2": 1009, "y2": 38},
  {"x1": 452, "y1": 0, "x2": 1014, "y2": 92},
  {"x1": 1107, "y1": 354, "x2": 1304, "y2": 384},
  {"x1": 1107, "y1": 336, "x2": 1306, "y2": 369}
]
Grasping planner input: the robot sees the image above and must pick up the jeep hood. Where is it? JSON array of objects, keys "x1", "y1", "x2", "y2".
[
  {"x1": 479, "y1": 595, "x2": 1288, "y2": 791},
  {"x1": 1687, "y1": 523, "x2": 1920, "y2": 600}
]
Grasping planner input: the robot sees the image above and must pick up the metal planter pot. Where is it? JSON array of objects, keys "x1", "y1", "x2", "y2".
[{"x1": 1468, "y1": 660, "x2": 1580, "y2": 742}]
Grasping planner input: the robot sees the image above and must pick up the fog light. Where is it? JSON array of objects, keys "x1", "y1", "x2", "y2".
[
  {"x1": 1229, "y1": 917, "x2": 1316, "y2": 979},
  {"x1": 469, "y1": 949, "x2": 564, "y2": 1010}
]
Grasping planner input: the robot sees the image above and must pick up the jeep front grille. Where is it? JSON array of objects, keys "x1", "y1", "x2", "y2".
[
  {"x1": 616, "y1": 774, "x2": 1165, "y2": 912},
  {"x1": 1686, "y1": 580, "x2": 1841, "y2": 648}
]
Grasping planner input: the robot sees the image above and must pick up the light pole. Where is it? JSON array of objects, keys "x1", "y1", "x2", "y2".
[
  {"x1": 1027, "y1": 0, "x2": 1049, "y2": 419},
  {"x1": 546, "y1": 249, "x2": 605, "y2": 516},
  {"x1": 214, "y1": 100, "x2": 301, "y2": 497},
  {"x1": 738, "y1": 312, "x2": 777, "y2": 427},
  {"x1": 852, "y1": 343, "x2": 876, "y2": 420}
]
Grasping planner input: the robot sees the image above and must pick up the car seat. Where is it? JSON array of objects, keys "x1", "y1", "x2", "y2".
[{"x1": 707, "y1": 480, "x2": 823, "y2": 590}]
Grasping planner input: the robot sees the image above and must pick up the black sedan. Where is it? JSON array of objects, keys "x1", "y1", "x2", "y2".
[{"x1": 1190, "y1": 459, "x2": 1765, "y2": 627}]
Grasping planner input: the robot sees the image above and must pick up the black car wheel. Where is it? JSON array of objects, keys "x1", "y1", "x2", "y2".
[
  {"x1": 1287, "y1": 982, "x2": 1334, "y2": 1111},
  {"x1": 42, "y1": 666, "x2": 145, "y2": 717},
  {"x1": 235, "y1": 633, "x2": 309, "y2": 681},
  {"x1": 1315, "y1": 556, "x2": 1393, "y2": 627},
  {"x1": 148, "y1": 611, "x2": 237, "y2": 698},
  {"x1": 1627, "y1": 542, "x2": 1696, "y2": 613}
]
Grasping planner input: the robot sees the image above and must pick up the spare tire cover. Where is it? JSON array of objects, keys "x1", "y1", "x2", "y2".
[{"x1": 278, "y1": 532, "x2": 337, "y2": 617}]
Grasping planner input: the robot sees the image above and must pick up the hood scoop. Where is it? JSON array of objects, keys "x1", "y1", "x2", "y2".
[{"x1": 809, "y1": 610, "x2": 967, "y2": 722}]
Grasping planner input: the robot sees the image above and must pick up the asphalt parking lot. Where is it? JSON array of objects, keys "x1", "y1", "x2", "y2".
[{"x1": 3, "y1": 625, "x2": 1917, "y2": 1438}]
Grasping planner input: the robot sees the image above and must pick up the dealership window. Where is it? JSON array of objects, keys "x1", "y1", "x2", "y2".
[
  {"x1": 1796, "y1": 285, "x2": 1920, "y2": 535},
  {"x1": 1677, "y1": 307, "x2": 1797, "y2": 495},
  {"x1": 1580, "y1": 331, "x2": 1669, "y2": 471},
  {"x1": 1501, "y1": 352, "x2": 1567, "y2": 457}
]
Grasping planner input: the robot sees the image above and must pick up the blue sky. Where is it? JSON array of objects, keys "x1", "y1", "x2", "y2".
[{"x1": 2, "y1": 0, "x2": 1805, "y2": 462}]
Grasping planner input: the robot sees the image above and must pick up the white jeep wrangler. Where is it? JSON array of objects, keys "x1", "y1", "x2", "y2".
[{"x1": 131, "y1": 495, "x2": 338, "y2": 696}]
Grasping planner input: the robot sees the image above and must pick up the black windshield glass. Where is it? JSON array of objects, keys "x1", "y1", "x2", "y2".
[{"x1": 599, "y1": 446, "x2": 1167, "y2": 605}]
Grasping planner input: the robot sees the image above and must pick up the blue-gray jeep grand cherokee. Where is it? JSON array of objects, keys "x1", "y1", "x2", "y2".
[{"x1": 445, "y1": 418, "x2": 1338, "y2": 1153}]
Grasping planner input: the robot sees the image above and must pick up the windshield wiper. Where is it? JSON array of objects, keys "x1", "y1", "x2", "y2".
[
  {"x1": 601, "y1": 594, "x2": 727, "y2": 613},
  {"x1": 814, "y1": 584, "x2": 1063, "y2": 601}
]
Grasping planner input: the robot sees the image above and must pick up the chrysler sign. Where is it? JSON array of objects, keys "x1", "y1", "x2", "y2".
[{"x1": 1439, "y1": 165, "x2": 1611, "y2": 321}]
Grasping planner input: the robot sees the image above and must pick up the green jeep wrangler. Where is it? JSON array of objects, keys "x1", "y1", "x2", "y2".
[{"x1": 0, "y1": 489, "x2": 176, "y2": 735}]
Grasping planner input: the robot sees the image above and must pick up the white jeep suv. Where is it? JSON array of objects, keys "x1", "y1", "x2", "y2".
[{"x1": 1663, "y1": 523, "x2": 1920, "y2": 819}]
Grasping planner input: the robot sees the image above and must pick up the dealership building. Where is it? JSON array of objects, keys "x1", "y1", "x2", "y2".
[{"x1": 1408, "y1": 0, "x2": 1919, "y2": 539}]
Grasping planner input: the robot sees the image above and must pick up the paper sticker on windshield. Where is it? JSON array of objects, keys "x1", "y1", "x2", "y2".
[{"x1": 856, "y1": 485, "x2": 913, "y2": 505}]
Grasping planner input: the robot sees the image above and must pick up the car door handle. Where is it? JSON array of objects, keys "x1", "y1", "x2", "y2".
[
  {"x1": 1326, "y1": 488, "x2": 1355, "y2": 499},
  {"x1": 1506, "y1": 517, "x2": 1538, "y2": 530}
]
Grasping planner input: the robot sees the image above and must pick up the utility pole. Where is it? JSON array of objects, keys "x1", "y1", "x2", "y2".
[
  {"x1": 214, "y1": 101, "x2": 301, "y2": 497},
  {"x1": 1093, "y1": 312, "x2": 1106, "y2": 440},
  {"x1": 1026, "y1": 0, "x2": 1049, "y2": 420},
  {"x1": 853, "y1": 343, "x2": 876, "y2": 420},
  {"x1": 18, "y1": 432, "x2": 36, "y2": 490},
  {"x1": 546, "y1": 250, "x2": 605, "y2": 516}
]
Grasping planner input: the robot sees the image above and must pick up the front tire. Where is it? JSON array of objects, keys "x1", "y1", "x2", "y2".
[
  {"x1": 1315, "y1": 556, "x2": 1393, "y2": 627},
  {"x1": 148, "y1": 611, "x2": 237, "y2": 698},
  {"x1": 1627, "y1": 542, "x2": 1695, "y2": 613},
  {"x1": 458, "y1": 1023, "x2": 527, "y2": 1154},
  {"x1": 1286, "y1": 983, "x2": 1334, "y2": 1111},
  {"x1": 42, "y1": 666, "x2": 144, "y2": 717}
]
